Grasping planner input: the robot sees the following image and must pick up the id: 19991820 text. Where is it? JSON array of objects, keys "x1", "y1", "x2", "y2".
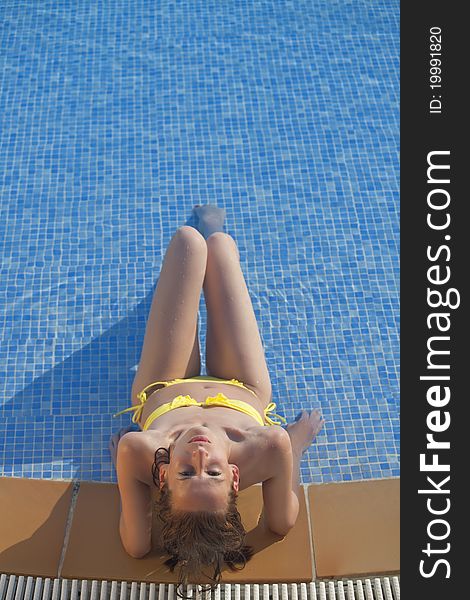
[{"x1": 429, "y1": 26, "x2": 442, "y2": 114}]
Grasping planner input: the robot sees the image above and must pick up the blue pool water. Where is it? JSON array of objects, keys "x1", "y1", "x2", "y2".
[{"x1": 0, "y1": 1, "x2": 399, "y2": 484}]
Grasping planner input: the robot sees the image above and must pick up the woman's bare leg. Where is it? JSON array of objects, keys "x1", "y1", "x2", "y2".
[
  {"x1": 202, "y1": 230, "x2": 272, "y2": 404},
  {"x1": 130, "y1": 226, "x2": 207, "y2": 404}
]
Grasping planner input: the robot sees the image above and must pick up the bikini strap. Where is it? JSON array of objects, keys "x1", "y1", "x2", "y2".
[
  {"x1": 112, "y1": 404, "x2": 143, "y2": 424},
  {"x1": 137, "y1": 380, "x2": 171, "y2": 398},
  {"x1": 112, "y1": 380, "x2": 170, "y2": 424},
  {"x1": 229, "y1": 379, "x2": 259, "y2": 398},
  {"x1": 264, "y1": 402, "x2": 288, "y2": 426}
]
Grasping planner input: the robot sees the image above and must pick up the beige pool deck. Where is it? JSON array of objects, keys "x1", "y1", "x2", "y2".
[{"x1": 0, "y1": 477, "x2": 399, "y2": 583}]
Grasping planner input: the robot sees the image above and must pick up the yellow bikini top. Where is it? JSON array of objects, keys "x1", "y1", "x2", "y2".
[{"x1": 113, "y1": 391, "x2": 287, "y2": 430}]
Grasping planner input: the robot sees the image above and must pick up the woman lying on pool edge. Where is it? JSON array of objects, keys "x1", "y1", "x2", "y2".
[{"x1": 109, "y1": 205, "x2": 325, "y2": 591}]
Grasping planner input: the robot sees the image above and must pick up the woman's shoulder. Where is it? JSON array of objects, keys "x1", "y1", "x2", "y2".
[
  {"x1": 234, "y1": 425, "x2": 291, "y2": 490},
  {"x1": 118, "y1": 430, "x2": 166, "y2": 486},
  {"x1": 256, "y1": 424, "x2": 291, "y2": 449}
]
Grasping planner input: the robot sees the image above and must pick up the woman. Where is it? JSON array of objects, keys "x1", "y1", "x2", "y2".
[{"x1": 109, "y1": 205, "x2": 324, "y2": 589}]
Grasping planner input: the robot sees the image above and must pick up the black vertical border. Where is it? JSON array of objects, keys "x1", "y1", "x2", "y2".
[{"x1": 401, "y1": 3, "x2": 465, "y2": 597}]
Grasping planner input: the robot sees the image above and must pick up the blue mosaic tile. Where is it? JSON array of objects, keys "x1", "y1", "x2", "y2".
[{"x1": 0, "y1": 1, "x2": 399, "y2": 485}]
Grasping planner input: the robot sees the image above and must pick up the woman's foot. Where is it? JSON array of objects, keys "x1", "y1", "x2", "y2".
[
  {"x1": 286, "y1": 410, "x2": 325, "y2": 456},
  {"x1": 192, "y1": 204, "x2": 226, "y2": 239}
]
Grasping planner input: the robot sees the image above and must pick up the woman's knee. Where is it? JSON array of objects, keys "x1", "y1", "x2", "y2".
[
  {"x1": 174, "y1": 226, "x2": 207, "y2": 253},
  {"x1": 206, "y1": 231, "x2": 240, "y2": 259}
]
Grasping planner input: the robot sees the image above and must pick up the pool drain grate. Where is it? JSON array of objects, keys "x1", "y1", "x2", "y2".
[{"x1": 0, "y1": 575, "x2": 400, "y2": 600}]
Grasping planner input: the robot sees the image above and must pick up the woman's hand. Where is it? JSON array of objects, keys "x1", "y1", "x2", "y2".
[
  {"x1": 109, "y1": 425, "x2": 135, "y2": 469},
  {"x1": 285, "y1": 410, "x2": 325, "y2": 457}
]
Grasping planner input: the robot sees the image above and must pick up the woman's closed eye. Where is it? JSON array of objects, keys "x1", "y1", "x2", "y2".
[{"x1": 180, "y1": 470, "x2": 222, "y2": 477}]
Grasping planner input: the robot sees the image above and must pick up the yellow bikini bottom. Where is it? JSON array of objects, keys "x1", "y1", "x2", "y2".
[{"x1": 113, "y1": 376, "x2": 287, "y2": 431}]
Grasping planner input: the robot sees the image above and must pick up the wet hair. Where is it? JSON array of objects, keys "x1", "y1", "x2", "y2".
[{"x1": 152, "y1": 447, "x2": 254, "y2": 598}]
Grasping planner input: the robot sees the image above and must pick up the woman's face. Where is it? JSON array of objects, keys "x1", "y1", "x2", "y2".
[{"x1": 159, "y1": 426, "x2": 240, "y2": 512}]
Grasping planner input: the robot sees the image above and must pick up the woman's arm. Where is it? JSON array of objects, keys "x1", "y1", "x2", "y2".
[
  {"x1": 116, "y1": 438, "x2": 153, "y2": 558},
  {"x1": 260, "y1": 411, "x2": 325, "y2": 536},
  {"x1": 109, "y1": 425, "x2": 135, "y2": 469},
  {"x1": 261, "y1": 428, "x2": 300, "y2": 536}
]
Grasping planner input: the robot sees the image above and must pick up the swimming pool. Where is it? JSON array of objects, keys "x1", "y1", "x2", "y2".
[{"x1": 0, "y1": 0, "x2": 399, "y2": 485}]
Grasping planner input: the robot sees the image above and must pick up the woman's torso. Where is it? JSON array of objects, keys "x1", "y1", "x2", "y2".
[{"x1": 131, "y1": 379, "x2": 279, "y2": 489}]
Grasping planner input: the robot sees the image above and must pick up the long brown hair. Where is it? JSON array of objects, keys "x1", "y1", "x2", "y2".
[{"x1": 152, "y1": 447, "x2": 254, "y2": 598}]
